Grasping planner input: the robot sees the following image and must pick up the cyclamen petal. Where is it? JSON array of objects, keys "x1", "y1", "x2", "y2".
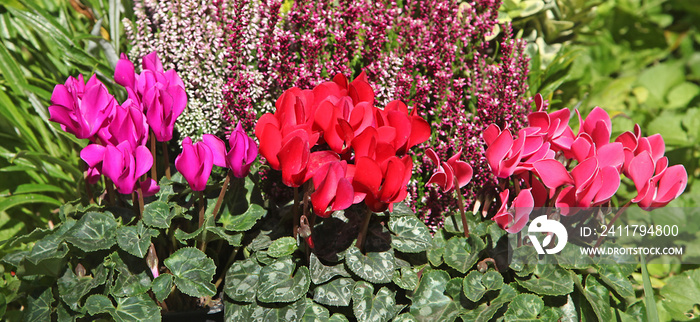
[{"x1": 202, "y1": 134, "x2": 227, "y2": 168}]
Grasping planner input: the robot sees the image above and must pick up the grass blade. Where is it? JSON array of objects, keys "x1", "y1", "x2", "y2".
[{"x1": 640, "y1": 254, "x2": 660, "y2": 322}]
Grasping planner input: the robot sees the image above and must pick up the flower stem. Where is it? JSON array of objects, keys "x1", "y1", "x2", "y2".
[
  {"x1": 293, "y1": 187, "x2": 300, "y2": 239},
  {"x1": 137, "y1": 184, "x2": 145, "y2": 218},
  {"x1": 150, "y1": 131, "x2": 157, "y2": 180},
  {"x1": 199, "y1": 191, "x2": 208, "y2": 253},
  {"x1": 105, "y1": 178, "x2": 116, "y2": 205},
  {"x1": 455, "y1": 187, "x2": 469, "y2": 238},
  {"x1": 162, "y1": 141, "x2": 171, "y2": 180},
  {"x1": 356, "y1": 207, "x2": 373, "y2": 253},
  {"x1": 592, "y1": 200, "x2": 632, "y2": 251},
  {"x1": 211, "y1": 171, "x2": 231, "y2": 220},
  {"x1": 198, "y1": 191, "x2": 206, "y2": 228}
]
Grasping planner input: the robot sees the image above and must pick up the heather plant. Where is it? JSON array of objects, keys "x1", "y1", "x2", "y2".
[
  {"x1": 124, "y1": 0, "x2": 230, "y2": 139},
  {"x1": 209, "y1": 0, "x2": 534, "y2": 230}
]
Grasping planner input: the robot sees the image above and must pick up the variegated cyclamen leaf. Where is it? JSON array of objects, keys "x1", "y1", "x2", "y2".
[
  {"x1": 116, "y1": 222, "x2": 158, "y2": 258},
  {"x1": 503, "y1": 293, "x2": 545, "y2": 321},
  {"x1": 313, "y1": 278, "x2": 354, "y2": 307},
  {"x1": 163, "y1": 247, "x2": 216, "y2": 297},
  {"x1": 142, "y1": 201, "x2": 178, "y2": 229},
  {"x1": 517, "y1": 265, "x2": 574, "y2": 296},
  {"x1": 151, "y1": 274, "x2": 174, "y2": 302},
  {"x1": 268, "y1": 237, "x2": 297, "y2": 258},
  {"x1": 352, "y1": 282, "x2": 403, "y2": 322},
  {"x1": 444, "y1": 235, "x2": 485, "y2": 274},
  {"x1": 345, "y1": 247, "x2": 395, "y2": 284},
  {"x1": 410, "y1": 270, "x2": 461, "y2": 322},
  {"x1": 301, "y1": 298, "x2": 330, "y2": 321},
  {"x1": 388, "y1": 215, "x2": 431, "y2": 253},
  {"x1": 257, "y1": 257, "x2": 310, "y2": 303},
  {"x1": 224, "y1": 258, "x2": 261, "y2": 303},
  {"x1": 65, "y1": 212, "x2": 118, "y2": 252},
  {"x1": 309, "y1": 253, "x2": 350, "y2": 285}
]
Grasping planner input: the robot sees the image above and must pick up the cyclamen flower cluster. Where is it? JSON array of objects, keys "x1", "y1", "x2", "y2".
[
  {"x1": 255, "y1": 72, "x2": 430, "y2": 215},
  {"x1": 483, "y1": 99, "x2": 688, "y2": 233},
  {"x1": 175, "y1": 123, "x2": 258, "y2": 192},
  {"x1": 48, "y1": 52, "x2": 186, "y2": 195}
]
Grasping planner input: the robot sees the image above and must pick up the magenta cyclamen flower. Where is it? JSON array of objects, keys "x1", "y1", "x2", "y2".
[
  {"x1": 115, "y1": 52, "x2": 187, "y2": 142},
  {"x1": 426, "y1": 148, "x2": 473, "y2": 192},
  {"x1": 81, "y1": 142, "x2": 156, "y2": 195},
  {"x1": 49, "y1": 74, "x2": 116, "y2": 140},
  {"x1": 97, "y1": 99, "x2": 149, "y2": 150},
  {"x1": 201, "y1": 123, "x2": 258, "y2": 178},
  {"x1": 175, "y1": 137, "x2": 214, "y2": 191}
]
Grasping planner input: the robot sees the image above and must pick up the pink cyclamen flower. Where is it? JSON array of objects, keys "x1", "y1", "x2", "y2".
[
  {"x1": 615, "y1": 124, "x2": 666, "y2": 176},
  {"x1": 81, "y1": 141, "x2": 155, "y2": 195},
  {"x1": 97, "y1": 99, "x2": 149, "y2": 150},
  {"x1": 201, "y1": 123, "x2": 258, "y2": 178},
  {"x1": 426, "y1": 148, "x2": 473, "y2": 192},
  {"x1": 492, "y1": 188, "x2": 534, "y2": 233},
  {"x1": 115, "y1": 52, "x2": 187, "y2": 142},
  {"x1": 310, "y1": 161, "x2": 354, "y2": 217},
  {"x1": 627, "y1": 152, "x2": 687, "y2": 210},
  {"x1": 484, "y1": 124, "x2": 525, "y2": 178},
  {"x1": 175, "y1": 137, "x2": 215, "y2": 191},
  {"x1": 49, "y1": 74, "x2": 116, "y2": 140}
]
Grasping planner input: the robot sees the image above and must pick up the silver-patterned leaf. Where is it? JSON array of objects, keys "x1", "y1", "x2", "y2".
[
  {"x1": 65, "y1": 212, "x2": 118, "y2": 252},
  {"x1": 257, "y1": 257, "x2": 310, "y2": 303},
  {"x1": 309, "y1": 253, "x2": 350, "y2": 285},
  {"x1": 268, "y1": 237, "x2": 297, "y2": 258},
  {"x1": 352, "y1": 282, "x2": 403, "y2": 322},
  {"x1": 163, "y1": 247, "x2": 216, "y2": 297},
  {"x1": 345, "y1": 247, "x2": 395, "y2": 284},
  {"x1": 313, "y1": 278, "x2": 354, "y2": 307},
  {"x1": 224, "y1": 258, "x2": 261, "y2": 303},
  {"x1": 116, "y1": 222, "x2": 158, "y2": 258},
  {"x1": 151, "y1": 274, "x2": 174, "y2": 302},
  {"x1": 443, "y1": 235, "x2": 485, "y2": 274},
  {"x1": 388, "y1": 215, "x2": 431, "y2": 253}
]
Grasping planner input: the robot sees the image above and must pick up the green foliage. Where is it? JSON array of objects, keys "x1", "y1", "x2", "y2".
[{"x1": 0, "y1": 0, "x2": 128, "y2": 245}]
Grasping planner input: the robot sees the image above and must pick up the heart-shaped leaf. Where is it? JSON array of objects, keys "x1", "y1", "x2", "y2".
[
  {"x1": 444, "y1": 236, "x2": 485, "y2": 273},
  {"x1": 219, "y1": 203, "x2": 266, "y2": 231},
  {"x1": 313, "y1": 277, "x2": 354, "y2": 307},
  {"x1": 462, "y1": 270, "x2": 503, "y2": 302},
  {"x1": 116, "y1": 222, "x2": 159, "y2": 258},
  {"x1": 65, "y1": 212, "x2": 118, "y2": 252},
  {"x1": 310, "y1": 253, "x2": 351, "y2": 285},
  {"x1": 503, "y1": 293, "x2": 544, "y2": 321},
  {"x1": 410, "y1": 270, "x2": 461, "y2": 321},
  {"x1": 517, "y1": 265, "x2": 573, "y2": 296},
  {"x1": 257, "y1": 257, "x2": 310, "y2": 303},
  {"x1": 345, "y1": 246, "x2": 395, "y2": 284},
  {"x1": 164, "y1": 247, "x2": 216, "y2": 297},
  {"x1": 352, "y1": 282, "x2": 403, "y2": 322},
  {"x1": 151, "y1": 274, "x2": 174, "y2": 302},
  {"x1": 142, "y1": 201, "x2": 179, "y2": 229},
  {"x1": 269, "y1": 237, "x2": 297, "y2": 258},
  {"x1": 224, "y1": 258, "x2": 261, "y2": 303},
  {"x1": 388, "y1": 215, "x2": 432, "y2": 253}
]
